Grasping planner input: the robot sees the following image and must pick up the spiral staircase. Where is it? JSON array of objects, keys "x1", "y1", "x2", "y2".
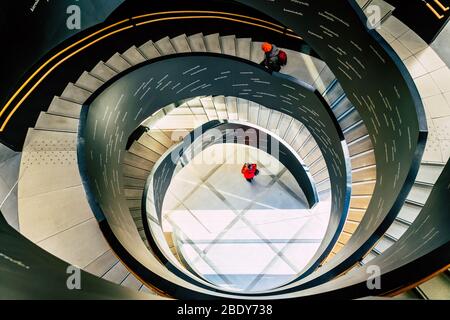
[{"x1": 0, "y1": 0, "x2": 449, "y2": 300}]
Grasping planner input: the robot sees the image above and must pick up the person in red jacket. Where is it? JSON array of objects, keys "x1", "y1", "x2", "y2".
[{"x1": 241, "y1": 163, "x2": 259, "y2": 183}]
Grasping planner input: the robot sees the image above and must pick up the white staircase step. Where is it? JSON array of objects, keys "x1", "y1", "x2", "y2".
[
  {"x1": 187, "y1": 33, "x2": 207, "y2": 52},
  {"x1": 125, "y1": 188, "x2": 144, "y2": 200},
  {"x1": 47, "y1": 97, "x2": 82, "y2": 119},
  {"x1": 90, "y1": 61, "x2": 118, "y2": 82},
  {"x1": 220, "y1": 35, "x2": 237, "y2": 56},
  {"x1": 123, "y1": 152, "x2": 154, "y2": 171},
  {"x1": 257, "y1": 107, "x2": 271, "y2": 129},
  {"x1": 123, "y1": 176, "x2": 146, "y2": 189},
  {"x1": 248, "y1": 101, "x2": 260, "y2": 124},
  {"x1": 75, "y1": 71, "x2": 104, "y2": 92},
  {"x1": 138, "y1": 135, "x2": 168, "y2": 156},
  {"x1": 266, "y1": 110, "x2": 282, "y2": 131},
  {"x1": 139, "y1": 40, "x2": 162, "y2": 60},
  {"x1": 236, "y1": 98, "x2": 249, "y2": 121},
  {"x1": 204, "y1": 33, "x2": 222, "y2": 53},
  {"x1": 213, "y1": 96, "x2": 228, "y2": 119},
  {"x1": 318, "y1": 189, "x2": 332, "y2": 201},
  {"x1": 309, "y1": 158, "x2": 326, "y2": 175},
  {"x1": 343, "y1": 220, "x2": 360, "y2": 233},
  {"x1": 362, "y1": 251, "x2": 377, "y2": 264},
  {"x1": 84, "y1": 250, "x2": 119, "y2": 277},
  {"x1": 127, "y1": 199, "x2": 141, "y2": 209},
  {"x1": 332, "y1": 97, "x2": 353, "y2": 118},
  {"x1": 187, "y1": 104, "x2": 209, "y2": 123},
  {"x1": 385, "y1": 220, "x2": 408, "y2": 240},
  {"x1": 298, "y1": 138, "x2": 317, "y2": 159},
  {"x1": 348, "y1": 209, "x2": 366, "y2": 222},
  {"x1": 314, "y1": 65, "x2": 336, "y2": 95},
  {"x1": 122, "y1": 273, "x2": 144, "y2": 291},
  {"x1": 250, "y1": 41, "x2": 264, "y2": 64},
  {"x1": 61, "y1": 83, "x2": 91, "y2": 104},
  {"x1": 129, "y1": 142, "x2": 164, "y2": 163},
  {"x1": 282, "y1": 49, "x2": 324, "y2": 85},
  {"x1": 303, "y1": 147, "x2": 322, "y2": 164},
  {"x1": 351, "y1": 150, "x2": 376, "y2": 169},
  {"x1": 186, "y1": 96, "x2": 206, "y2": 110},
  {"x1": 200, "y1": 97, "x2": 219, "y2": 120},
  {"x1": 140, "y1": 285, "x2": 156, "y2": 294},
  {"x1": 352, "y1": 165, "x2": 377, "y2": 182},
  {"x1": 155, "y1": 115, "x2": 200, "y2": 130},
  {"x1": 236, "y1": 38, "x2": 252, "y2": 60},
  {"x1": 406, "y1": 184, "x2": 433, "y2": 205},
  {"x1": 416, "y1": 164, "x2": 444, "y2": 185},
  {"x1": 339, "y1": 110, "x2": 362, "y2": 131},
  {"x1": 312, "y1": 168, "x2": 329, "y2": 183},
  {"x1": 144, "y1": 108, "x2": 170, "y2": 128},
  {"x1": 149, "y1": 130, "x2": 174, "y2": 149},
  {"x1": 352, "y1": 180, "x2": 376, "y2": 196},
  {"x1": 348, "y1": 135, "x2": 373, "y2": 156},
  {"x1": 290, "y1": 128, "x2": 311, "y2": 152},
  {"x1": 138, "y1": 229, "x2": 147, "y2": 240},
  {"x1": 191, "y1": 114, "x2": 210, "y2": 124},
  {"x1": 169, "y1": 106, "x2": 194, "y2": 116},
  {"x1": 35, "y1": 112, "x2": 79, "y2": 132},
  {"x1": 277, "y1": 115, "x2": 293, "y2": 139},
  {"x1": 102, "y1": 261, "x2": 130, "y2": 284},
  {"x1": 324, "y1": 82, "x2": 344, "y2": 105},
  {"x1": 337, "y1": 231, "x2": 352, "y2": 245},
  {"x1": 343, "y1": 121, "x2": 368, "y2": 143},
  {"x1": 105, "y1": 52, "x2": 132, "y2": 73},
  {"x1": 122, "y1": 45, "x2": 147, "y2": 65},
  {"x1": 171, "y1": 34, "x2": 191, "y2": 53},
  {"x1": 129, "y1": 208, "x2": 142, "y2": 220},
  {"x1": 123, "y1": 164, "x2": 150, "y2": 180},
  {"x1": 397, "y1": 202, "x2": 421, "y2": 224},
  {"x1": 225, "y1": 96, "x2": 238, "y2": 120},
  {"x1": 298, "y1": 53, "x2": 328, "y2": 85},
  {"x1": 350, "y1": 195, "x2": 371, "y2": 210},
  {"x1": 155, "y1": 36, "x2": 176, "y2": 55},
  {"x1": 374, "y1": 236, "x2": 395, "y2": 253},
  {"x1": 316, "y1": 180, "x2": 331, "y2": 192}
]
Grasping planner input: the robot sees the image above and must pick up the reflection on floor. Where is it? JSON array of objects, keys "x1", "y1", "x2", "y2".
[{"x1": 161, "y1": 144, "x2": 331, "y2": 292}]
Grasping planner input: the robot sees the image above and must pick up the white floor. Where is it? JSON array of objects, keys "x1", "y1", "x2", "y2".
[
  {"x1": 161, "y1": 144, "x2": 330, "y2": 292},
  {"x1": 378, "y1": 15, "x2": 450, "y2": 164}
]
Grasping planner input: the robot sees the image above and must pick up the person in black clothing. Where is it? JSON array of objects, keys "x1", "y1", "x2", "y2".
[{"x1": 260, "y1": 42, "x2": 288, "y2": 72}]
